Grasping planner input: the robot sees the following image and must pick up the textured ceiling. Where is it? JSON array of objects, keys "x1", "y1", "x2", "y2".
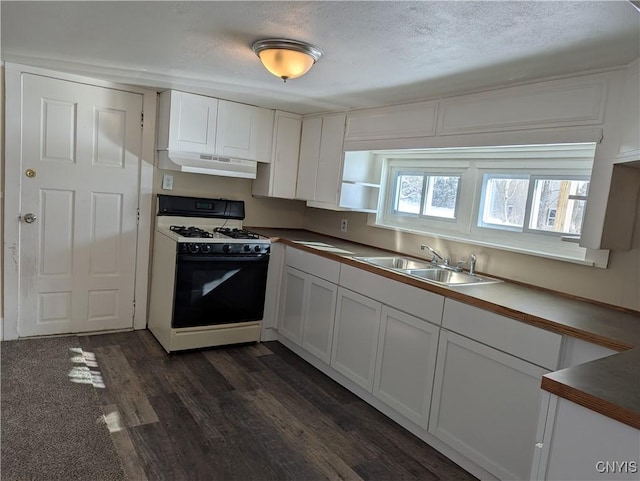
[{"x1": 1, "y1": 1, "x2": 639, "y2": 114}]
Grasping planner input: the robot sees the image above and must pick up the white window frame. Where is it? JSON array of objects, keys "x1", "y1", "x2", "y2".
[
  {"x1": 523, "y1": 174, "x2": 590, "y2": 236},
  {"x1": 379, "y1": 159, "x2": 472, "y2": 236},
  {"x1": 373, "y1": 143, "x2": 605, "y2": 266}
]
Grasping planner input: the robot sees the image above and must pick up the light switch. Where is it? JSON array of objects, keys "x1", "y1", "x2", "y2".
[{"x1": 162, "y1": 174, "x2": 174, "y2": 190}]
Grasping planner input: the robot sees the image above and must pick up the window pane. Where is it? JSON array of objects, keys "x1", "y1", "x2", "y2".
[
  {"x1": 395, "y1": 174, "x2": 423, "y2": 214},
  {"x1": 423, "y1": 175, "x2": 459, "y2": 219},
  {"x1": 529, "y1": 179, "x2": 589, "y2": 234},
  {"x1": 480, "y1": 176, "x2": 529, "y2": 229}
]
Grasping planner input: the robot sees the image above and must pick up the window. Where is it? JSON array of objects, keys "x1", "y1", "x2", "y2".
[
  {"x1": 478, "y1": 174, "x2": 590, "y2": 235},
  {"x1": 478, "y1": 175, "x2": 529, "y2": 230},
  {"x1": 374, "y1": 143, "x2": 601, "y2": 265},
  {"x1": 527, "y1": 177, "x2": 589, "y2": 235},
  {"x1": 393, "y1": 172, "x2": 461, "y2": 219}
]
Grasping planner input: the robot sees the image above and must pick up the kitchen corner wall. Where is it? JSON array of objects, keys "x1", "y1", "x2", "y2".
[
  {"x1": 151, "y1": 169, "x2": 306, "y2": 228},
  {"x1": 303, "y1": 206, "x2": 640, "y2": 312}
]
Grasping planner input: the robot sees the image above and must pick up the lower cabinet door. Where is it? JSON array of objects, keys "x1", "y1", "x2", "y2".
[
  {"x1": 373, "y1": 307, "x2": 439, "y2": 428},
  {"x1": 428, "y1": 330, "x2": 548, "y2": 481},
  {"x1": 302, "y1": 276, "x2": 337, "y2": 363},
  {"x1": 331, "y1": 287, "x2": 382, "y2": 391},
  {"x1": 278, "y1": 266, "x2": 306, "y2": 345}
]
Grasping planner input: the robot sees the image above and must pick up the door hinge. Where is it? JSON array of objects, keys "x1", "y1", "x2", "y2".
[
  {"x1": 140, "y1": 112, "x2": 144, "y2": 128},
  {"x1": 132, "y1": 299, "x2": 136, "y2": 319},
  {"x1": 136, "y1": 208, "x2": 140, "y2": 225}
]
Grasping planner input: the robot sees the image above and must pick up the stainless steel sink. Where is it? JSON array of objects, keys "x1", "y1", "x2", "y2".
[
  {"x1": 355, "y1": 255, "x2": 501, "y2": 286},
  {"x1": 404, "y1": 268, "x2": 500, "y2": 286},
  {"x1": 354, "y1": 256, "x2": 432, "y2": 270}
]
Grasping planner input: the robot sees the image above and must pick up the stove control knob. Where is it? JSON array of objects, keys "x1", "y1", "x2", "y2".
[
  {"x1": 222, "y1": 244, "x2": 231, "y2": 253},
  {"x1": 254, "y1": 245, "x2": 262, "y2": 253},
  {"x1": 188, "y1": 243, "x2": 200, "y2": 254},
  {"x1": 200, "y1": 243, "x2": 211, "y2": 254},
  {"x1": 243, "y1": 244, "x2": 251, "y2": 252}
]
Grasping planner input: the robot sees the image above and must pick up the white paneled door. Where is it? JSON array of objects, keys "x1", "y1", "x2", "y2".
[{"x1": 18, "y1": 74, "x2": 143, "y2": 336}]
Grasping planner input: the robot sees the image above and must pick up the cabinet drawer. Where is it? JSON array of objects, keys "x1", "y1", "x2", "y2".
[
  {"x1": 339, "y1": 264, "x2": 444, "y2": 324},
  {"x1": 442, "y1": 299, "x2": 561, "y2": 370},
  {"x1": 286, "y1": 247, "x2": 340, "y2": 283}
]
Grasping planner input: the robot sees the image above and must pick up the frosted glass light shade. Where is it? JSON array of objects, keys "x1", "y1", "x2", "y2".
[{"x1": 252, "y1": 39, "x2": 322, "y2": 81}]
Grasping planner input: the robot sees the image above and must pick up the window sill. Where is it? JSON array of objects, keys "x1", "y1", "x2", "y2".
[{"x1": 367, "y1": 214, "x2": 609, "y2": 268}]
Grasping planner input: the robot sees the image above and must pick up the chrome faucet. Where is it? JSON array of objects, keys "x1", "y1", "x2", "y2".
[{"x1": 420, "y1": 244, "x2": 445, "y2": 265}]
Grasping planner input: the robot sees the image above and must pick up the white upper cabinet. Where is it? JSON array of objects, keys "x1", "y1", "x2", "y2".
[
  {"x1": 437, "y1": 75, "x2": 608, "y2": 136},
  {"x1": 252, "y1": 111, "x2": 302, "y2": 199},
  {"x1": 216, "y1": 99, "x2": 274, "y2": 162},
  {"x1": 157, "y1": 90, "x2": 274, "y2": 162},
  {"x1": 344, "y1": 101, "x2": 438, "y2": 142},
  {"x1": 296, "y1": 113, "x2": 346, "y2": 205},
  {"x1": 158, "y1": 90, "x2": 219, "y2": 154}
]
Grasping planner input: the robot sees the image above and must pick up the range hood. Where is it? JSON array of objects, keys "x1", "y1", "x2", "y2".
[{"x1": 158, "y1": 150, "x2": 257, "y2": 179}]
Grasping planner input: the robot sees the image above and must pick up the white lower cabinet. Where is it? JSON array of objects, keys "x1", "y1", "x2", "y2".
[
  {"x1": 373, "y1": 307, "x2": 439, "y2": 428},
  {"x1": 279, "y1": 266, "x2": 306, "y2": 345},
  {"x1": 279, "y1": 265, "x2": 338, "y2": 363},
  {"x1": 331, "y1": 287, "x2": 382, "y2": 391},
  {"x1": 301, "y1": 276, "x2": 338, "y2": 363},
  {"x1": 428, "y1": 330, "x2": 548, "y2": 480}
]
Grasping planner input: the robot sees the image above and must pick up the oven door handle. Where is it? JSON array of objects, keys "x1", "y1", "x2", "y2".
[{"x1": 177, "y1": 254, "x2": 269, "y2": 262}]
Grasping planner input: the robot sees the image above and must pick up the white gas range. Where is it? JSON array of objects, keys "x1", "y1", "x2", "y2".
[{"x1": 148, "y1": 195, "x2": 270, "y2": 353}]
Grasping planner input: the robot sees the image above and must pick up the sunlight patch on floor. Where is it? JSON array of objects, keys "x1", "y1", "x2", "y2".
[{"x1": 68, "y1": 347, "x2": 106, "y2": 388}]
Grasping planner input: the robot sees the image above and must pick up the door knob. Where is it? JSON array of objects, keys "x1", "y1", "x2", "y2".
[{"x1": 22, "y1": 213, "x2": 37, "y2": 224}]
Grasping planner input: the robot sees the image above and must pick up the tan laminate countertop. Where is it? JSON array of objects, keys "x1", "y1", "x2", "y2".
[{"x1": 251, "y1": 228, "x2": 640, "y2": 429}]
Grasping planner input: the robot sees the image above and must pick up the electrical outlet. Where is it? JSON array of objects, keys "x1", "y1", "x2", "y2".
[
  {"x1": 340, "y1": 218, "x2": 348, "y2": 232},
  {"x1": 162, "y1": 174, "x2": 174, "y2": 190}
]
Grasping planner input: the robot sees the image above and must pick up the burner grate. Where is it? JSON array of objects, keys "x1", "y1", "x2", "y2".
[
  {"x1": 170, "y1": 225, "x2": 213, "y2": 238},
  {"x1": 214, "y1": 227, "x2": 260, "y2": 239}
]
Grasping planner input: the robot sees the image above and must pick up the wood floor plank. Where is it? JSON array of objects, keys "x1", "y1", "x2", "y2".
[
  {"x1": 224, "y1": 344, "x2": 267, "y2": 372},
  {"x1": 101, "y1": 404, "x2": 149, "y2": 481},
  {"x1": 93, "y1": 345, "x2": 159, "y2": 427},
  {"x1": 250, "y1": 342, "x2": 273, "y2": 356},
  {"x1": 209, "y1": 391, "x2": 325, "y2": 481},
  {"x1": 127, "y1": 420, "x2": 193, "y2": 481},
  {"x1": 203, "y1": 348, "x2": 261, "y2": 392},
  {"x1": 242, "y1": 388, "x2": 364, "y2": 481},
  {"x1": 174, "y1": 390, "x2": 226, "y2": 441},
  {"x1": 146, "y1": 393, "x2": 225, "y2": 479},
  {"x1": 176, "y1": 350, "x2": 236, "y2": 395},
  {"x1": 250, "y1": 361, "x2": 382, "y2": 466},
  {"x1": 346, "y1": 401, "x2": 476, "y2": 481},
  {"x1": 262, "y1": 341, "x2": 361, "y2": 404}
]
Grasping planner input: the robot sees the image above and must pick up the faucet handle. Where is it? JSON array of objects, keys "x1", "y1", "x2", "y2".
[{"x1": 468, "y1": 253, "x2": 477, "y2": 275}]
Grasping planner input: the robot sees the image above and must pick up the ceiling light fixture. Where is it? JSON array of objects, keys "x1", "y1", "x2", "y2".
[{"x1": 252, "y1": 38, "x2": 322, "y2": 82}]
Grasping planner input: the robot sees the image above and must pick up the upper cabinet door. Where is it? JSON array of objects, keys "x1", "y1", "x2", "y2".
[
  {"x1": 296, "y1": 116, "x2": 323, "y2": 200},
  {"x1": 315, "y1": 113, "x2": 346, "y2": 204},
  {"x1": 163, "y1": 91, "x2": 219, "y2": 154},
  {"x1": 216, "y1": 100, "x2": 274, "y2": 162},
  {"x1": 271, "y1": 111, "x2": 302, "y2": 197}
]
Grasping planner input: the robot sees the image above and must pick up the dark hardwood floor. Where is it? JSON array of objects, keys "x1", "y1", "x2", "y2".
[{"x1": 79, "y1": 330, "x2": 476, "y2": 481}]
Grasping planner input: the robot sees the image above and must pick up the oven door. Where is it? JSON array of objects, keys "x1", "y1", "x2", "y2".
[{"x1": 173, "y1": 253, "x2": 269, "y2": 328}]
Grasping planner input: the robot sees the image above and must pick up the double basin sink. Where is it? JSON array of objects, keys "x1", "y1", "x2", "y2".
[{"x1": 354, "y1": 256, "x2": 502, "y2": 287}]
